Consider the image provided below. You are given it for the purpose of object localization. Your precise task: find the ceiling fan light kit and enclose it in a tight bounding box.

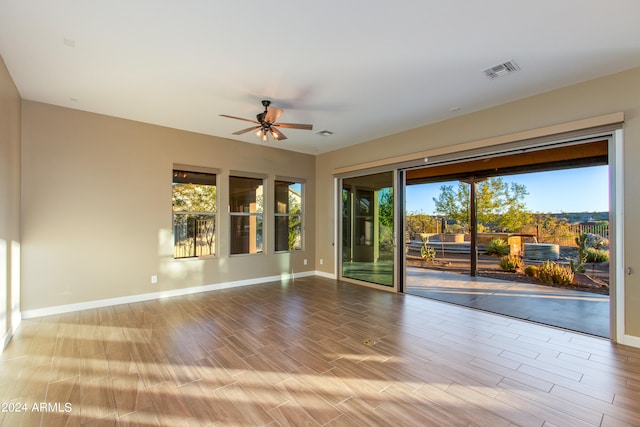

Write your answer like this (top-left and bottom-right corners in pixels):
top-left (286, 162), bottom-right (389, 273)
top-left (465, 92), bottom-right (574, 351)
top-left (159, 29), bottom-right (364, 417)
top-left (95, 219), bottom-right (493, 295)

top-left (220, 100), bottom-right (313, 142)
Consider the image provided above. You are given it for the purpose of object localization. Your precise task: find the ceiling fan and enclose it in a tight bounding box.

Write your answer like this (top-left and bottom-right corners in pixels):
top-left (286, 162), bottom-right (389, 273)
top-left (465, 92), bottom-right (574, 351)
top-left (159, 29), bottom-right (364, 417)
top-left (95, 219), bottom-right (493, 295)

top-left (220, 100), bottom-right (313, 142)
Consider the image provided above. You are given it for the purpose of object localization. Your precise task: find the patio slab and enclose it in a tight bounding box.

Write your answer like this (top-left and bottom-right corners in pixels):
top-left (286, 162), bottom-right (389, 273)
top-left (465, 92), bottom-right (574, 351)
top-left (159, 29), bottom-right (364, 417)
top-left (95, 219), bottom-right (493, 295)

top-left (405, 267), bottom-right (610, 338)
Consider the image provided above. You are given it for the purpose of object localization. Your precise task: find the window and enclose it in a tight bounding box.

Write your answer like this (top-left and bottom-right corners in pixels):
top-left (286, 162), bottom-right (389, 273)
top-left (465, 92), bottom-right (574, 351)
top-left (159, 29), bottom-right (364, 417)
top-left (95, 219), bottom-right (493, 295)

top-left (275, 180), bottom-right (303, 251)
top-left (229, 176), bottom-right (264, 255)
top-left (172, 169), bottom-right (217, 258)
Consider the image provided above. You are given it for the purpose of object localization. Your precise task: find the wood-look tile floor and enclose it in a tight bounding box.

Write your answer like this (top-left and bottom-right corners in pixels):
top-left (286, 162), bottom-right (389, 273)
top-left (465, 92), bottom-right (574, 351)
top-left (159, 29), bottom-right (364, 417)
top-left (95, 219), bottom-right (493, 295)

top-left (2, 276), bottom-right (640, 426)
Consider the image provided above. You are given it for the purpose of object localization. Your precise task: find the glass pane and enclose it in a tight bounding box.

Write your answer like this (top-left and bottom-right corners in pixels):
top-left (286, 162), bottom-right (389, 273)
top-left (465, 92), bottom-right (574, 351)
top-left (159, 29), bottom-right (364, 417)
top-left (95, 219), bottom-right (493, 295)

top-left (172, 183), bottom-right (217, 213)
top-left (275, 180), bottom-right (303, 252)
top-left (341, 187), bottom-right (352, 260)
top-left (275, 215), bottom-right (302, 251)
top-left (230, 176), bottom-right (263, 213)
top-left (230, 215), bottom-right (263, 254)
top-left (341, 172), bottom-right (394, 287)
top-left (172, 170), bottom-right (216, 258)
top-left (173, 213), bottom-right (216, 258)
top-left (274, 181), bottom-right (302, 214)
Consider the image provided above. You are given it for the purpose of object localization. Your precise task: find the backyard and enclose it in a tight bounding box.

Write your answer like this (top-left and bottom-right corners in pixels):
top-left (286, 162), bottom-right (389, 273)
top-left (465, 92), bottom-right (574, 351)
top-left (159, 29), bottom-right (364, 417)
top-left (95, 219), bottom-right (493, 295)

top-left (404, 168), bottom-right (610, 294)
top-left (406, 233), bottom-right (610, 295)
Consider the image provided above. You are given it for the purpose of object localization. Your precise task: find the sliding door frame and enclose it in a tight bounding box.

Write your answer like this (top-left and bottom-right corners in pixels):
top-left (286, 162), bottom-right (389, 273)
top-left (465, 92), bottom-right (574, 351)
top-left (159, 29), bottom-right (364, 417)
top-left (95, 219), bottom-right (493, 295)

top-left (336, 169), bottom-right (400, 292)
top-left (333, 127), bottom-right (625, 344)
top-left (399, 130), bottom-right (623, 342)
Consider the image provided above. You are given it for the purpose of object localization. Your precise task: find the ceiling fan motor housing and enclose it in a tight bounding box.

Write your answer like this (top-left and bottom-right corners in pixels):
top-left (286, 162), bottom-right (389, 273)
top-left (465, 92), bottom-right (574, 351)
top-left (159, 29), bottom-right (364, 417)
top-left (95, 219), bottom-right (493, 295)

top-left (257, 100), bottom-right (271, 123)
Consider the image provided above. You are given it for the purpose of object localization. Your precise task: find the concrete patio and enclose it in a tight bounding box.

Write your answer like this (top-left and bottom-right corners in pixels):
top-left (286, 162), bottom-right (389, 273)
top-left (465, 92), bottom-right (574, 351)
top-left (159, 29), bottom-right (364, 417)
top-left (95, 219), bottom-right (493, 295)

top-left (405, 267), bottom-right (610, 338)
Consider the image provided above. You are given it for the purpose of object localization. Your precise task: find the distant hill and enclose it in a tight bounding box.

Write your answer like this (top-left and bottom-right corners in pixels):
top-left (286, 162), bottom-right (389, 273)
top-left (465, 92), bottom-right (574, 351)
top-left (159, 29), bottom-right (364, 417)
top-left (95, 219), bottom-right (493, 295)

top-left (545, 212), bottom-right (609, 223)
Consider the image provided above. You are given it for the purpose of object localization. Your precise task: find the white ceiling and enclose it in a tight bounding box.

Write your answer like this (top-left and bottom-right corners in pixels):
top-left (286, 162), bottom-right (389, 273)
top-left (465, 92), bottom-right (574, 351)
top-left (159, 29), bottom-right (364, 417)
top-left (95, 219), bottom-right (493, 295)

top-left (1, 1), bottom-right (640, 155)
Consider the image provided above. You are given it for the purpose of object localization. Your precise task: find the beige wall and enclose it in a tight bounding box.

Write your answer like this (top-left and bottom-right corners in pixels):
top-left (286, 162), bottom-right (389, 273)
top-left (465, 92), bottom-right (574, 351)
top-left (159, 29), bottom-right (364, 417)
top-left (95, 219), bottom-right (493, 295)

top-left (0, 55), bottom-right (21, 348)
top-left (9, 58), bottom-right (640, 341)
top-left (316, 67), bottom-right (640, 338)
top-left (21, 101), bottom-right (316, 311)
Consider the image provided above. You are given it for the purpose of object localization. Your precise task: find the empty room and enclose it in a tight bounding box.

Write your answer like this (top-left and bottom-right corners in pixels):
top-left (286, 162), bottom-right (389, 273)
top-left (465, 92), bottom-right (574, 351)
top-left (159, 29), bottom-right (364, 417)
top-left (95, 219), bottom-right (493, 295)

top-left (2, 1), bottom-right (640, 426)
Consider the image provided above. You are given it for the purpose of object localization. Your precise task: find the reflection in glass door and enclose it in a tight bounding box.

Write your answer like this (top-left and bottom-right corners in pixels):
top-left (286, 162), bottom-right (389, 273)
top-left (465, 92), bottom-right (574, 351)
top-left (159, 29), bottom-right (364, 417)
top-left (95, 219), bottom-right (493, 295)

top-left (341, 171), bottom-right (395, 287)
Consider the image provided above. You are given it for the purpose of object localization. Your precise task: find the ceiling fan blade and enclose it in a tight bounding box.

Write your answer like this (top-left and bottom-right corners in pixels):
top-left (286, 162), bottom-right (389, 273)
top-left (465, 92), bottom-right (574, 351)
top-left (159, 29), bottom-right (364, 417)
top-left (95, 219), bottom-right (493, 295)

top-left (233, 125), bottom-right (260, 135)
top-left (264, 107), bottom-right (283, 124)
top-left (219, 114), bottom-right (259, 124)
top-left (270, 127), bottom-right (287, 141)
top-left (274, 122), bottom-right (313, 130)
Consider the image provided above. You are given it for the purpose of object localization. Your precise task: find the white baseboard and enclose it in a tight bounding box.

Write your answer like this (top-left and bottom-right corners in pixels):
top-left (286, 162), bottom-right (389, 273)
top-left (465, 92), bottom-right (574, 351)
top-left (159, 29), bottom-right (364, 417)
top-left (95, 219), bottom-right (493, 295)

top-left (618, 334), bottom-right (640, 349)
top-left (2, 330), bottom-right (12, 353)
top-left (1, 319), bottom-right (20, 354)
top-left (17, 270), bottom-right (640, 351)
top-left (314, 270), bottom-right (337, 280)
top-left (21, 271), bottom-right (318, 319)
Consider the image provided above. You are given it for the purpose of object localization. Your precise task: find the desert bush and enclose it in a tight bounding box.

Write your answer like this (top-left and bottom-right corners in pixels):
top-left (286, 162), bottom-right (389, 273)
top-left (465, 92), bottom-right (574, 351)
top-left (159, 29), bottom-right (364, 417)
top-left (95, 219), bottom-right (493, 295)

top-left (524, 265), bottom-right (539, 277)
top-left (585, 247), bottom-right (609, 263)
top-left (537, 260), bottom-right (574, 286)
top-left (445, 223), bottom-right (465, 234)
top-left (574, 232), bottom-right (609, 273)
top-left (499, 255), bottom-right (523, 271)
top-left (406, 213), bottom-right (441, 235)
top-left (583, 233), bottom-right (608, 249)
top-left (486, 238), bottom-right (510, 257)
top-left (530, 214), bottom-right (574, 245)
top-left (420, 242), bottom-right (436, 262)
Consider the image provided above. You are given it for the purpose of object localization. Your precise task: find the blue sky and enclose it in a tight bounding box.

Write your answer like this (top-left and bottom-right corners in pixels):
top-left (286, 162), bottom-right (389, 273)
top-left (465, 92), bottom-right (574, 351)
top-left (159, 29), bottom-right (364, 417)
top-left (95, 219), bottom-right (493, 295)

top-left (405, 165), bottom-right (609, 214)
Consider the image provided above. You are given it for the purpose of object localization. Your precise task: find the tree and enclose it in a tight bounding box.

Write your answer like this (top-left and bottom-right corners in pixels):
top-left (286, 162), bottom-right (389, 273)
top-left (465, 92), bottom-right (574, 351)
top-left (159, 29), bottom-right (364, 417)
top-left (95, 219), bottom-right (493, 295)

top-left (497, 181), bottom-right (531, 232)
top-left (287, 190), bottom-right (302, 250)
top-left (378, 188), bottom-right (393, 228)
top-left (172, 183), bottom-right (216, 212)
top-left (432, 177), bottom-right (530, 232)
top-left (406, 212), bottom-right (442, 236)
top-left (376, 188), bottom-right (395, 257)
top-left (432, 183), bottom-right (470, 227)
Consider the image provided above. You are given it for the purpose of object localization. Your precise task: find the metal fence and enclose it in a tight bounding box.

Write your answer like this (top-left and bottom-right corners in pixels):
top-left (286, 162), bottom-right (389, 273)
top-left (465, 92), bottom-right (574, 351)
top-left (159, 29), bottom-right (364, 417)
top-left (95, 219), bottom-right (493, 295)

top-left (406, 214), bottom-right (610, 248)
top-left (173, 212), bottom-right (216, 258)
top-left (571, 223), bottom-right (609, 239)
top-left (522, 223), bottom-right (609, 247)
top-left (562, 223), bottom-right (609, 247)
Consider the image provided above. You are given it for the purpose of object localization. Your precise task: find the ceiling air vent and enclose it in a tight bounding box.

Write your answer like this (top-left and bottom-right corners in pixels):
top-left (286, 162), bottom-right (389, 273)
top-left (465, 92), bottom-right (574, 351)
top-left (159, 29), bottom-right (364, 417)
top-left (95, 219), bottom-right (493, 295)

top-left (483, 60), bottom-right (520, 79)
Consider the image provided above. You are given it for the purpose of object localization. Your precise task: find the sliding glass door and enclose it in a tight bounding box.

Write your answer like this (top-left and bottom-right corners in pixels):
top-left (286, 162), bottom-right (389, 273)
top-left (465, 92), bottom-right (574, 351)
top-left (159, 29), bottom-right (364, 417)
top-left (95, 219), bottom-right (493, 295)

top-left (340, 171), bottom-right (395, 287)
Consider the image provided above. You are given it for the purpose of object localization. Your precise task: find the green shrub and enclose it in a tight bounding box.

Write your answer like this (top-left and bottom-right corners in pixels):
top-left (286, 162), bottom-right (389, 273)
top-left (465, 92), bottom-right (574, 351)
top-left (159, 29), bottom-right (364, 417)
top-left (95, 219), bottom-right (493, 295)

top-left (499, 255), bottom-right (523, 271)
top-left (574, 233), bottom-right (588, 273)
top-left (486, 238), bottom-right (510, 257)
top-left (585, 247), bottom-right (609, 263)
top-left (420, 243), bottom-right (436, 262)
top-left (524, 265), bottom-right (538, 277)
top-left (537, 260), bottom-right (574, 286)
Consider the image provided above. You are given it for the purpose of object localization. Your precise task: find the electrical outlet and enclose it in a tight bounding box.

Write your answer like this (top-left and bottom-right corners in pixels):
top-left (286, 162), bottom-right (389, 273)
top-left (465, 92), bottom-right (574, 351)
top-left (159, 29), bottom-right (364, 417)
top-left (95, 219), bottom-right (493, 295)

top-left (320, 259), bottom-right (323, 265)
top-left (151, 275), bottom-right (158, 284)
top-left (303, 259), bottom-right (308, 265)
